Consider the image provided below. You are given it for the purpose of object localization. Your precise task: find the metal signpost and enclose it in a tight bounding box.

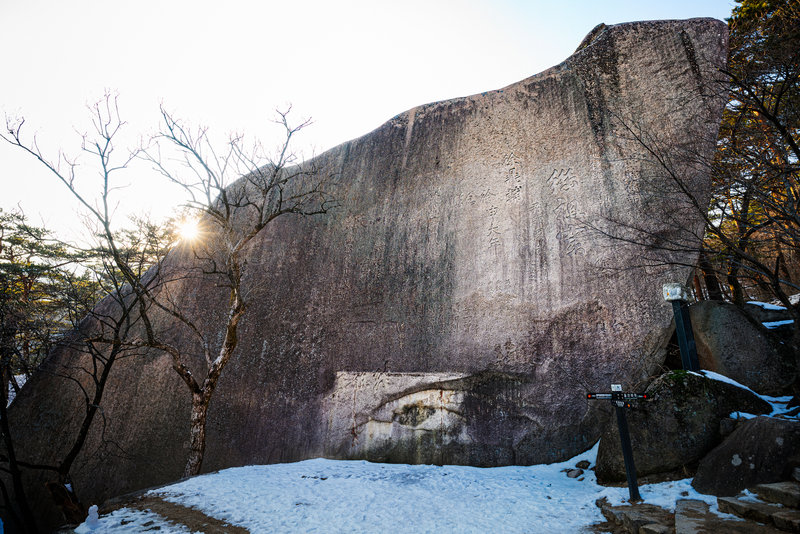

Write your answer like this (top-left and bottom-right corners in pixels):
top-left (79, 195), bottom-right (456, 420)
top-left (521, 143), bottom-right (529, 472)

top-left (587, 384), bottom-right (649, 502)
top-left (663, 283), bottom-right (700, 372)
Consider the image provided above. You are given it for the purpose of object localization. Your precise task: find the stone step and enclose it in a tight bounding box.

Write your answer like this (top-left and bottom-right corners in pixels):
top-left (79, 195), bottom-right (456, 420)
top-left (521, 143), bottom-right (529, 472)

top-left (773, 510), bottom-right (800, 533)
top-left (756, 481), bottom-right (800, 509)
top-left (718, 496), bottom-right (784, 524)
top-left (715, 495), bottom-right (800, 532)
top-left (639, 523), bottom-right (671, 534)
top-left (677, 499), bottom-right (783, 533)
top-left (596, 497), bottom-right (674, 533)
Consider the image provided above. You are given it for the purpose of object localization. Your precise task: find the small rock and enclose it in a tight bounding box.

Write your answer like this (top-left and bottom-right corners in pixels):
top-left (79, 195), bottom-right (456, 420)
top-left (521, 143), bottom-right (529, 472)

top-left (567, 469), bottom-right (583, 478)
top-left (575, 460), bottom-right (590, 469)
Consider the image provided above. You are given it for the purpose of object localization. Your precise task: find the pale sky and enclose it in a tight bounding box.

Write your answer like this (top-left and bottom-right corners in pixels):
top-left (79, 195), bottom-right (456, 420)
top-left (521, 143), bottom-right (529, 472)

top-left (1, 0), bottom-right (735, 242)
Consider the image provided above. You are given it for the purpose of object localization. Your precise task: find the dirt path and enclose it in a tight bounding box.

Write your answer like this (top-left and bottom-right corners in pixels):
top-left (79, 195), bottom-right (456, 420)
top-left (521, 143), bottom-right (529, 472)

top-left (107, 495), bottom-right (250, 533)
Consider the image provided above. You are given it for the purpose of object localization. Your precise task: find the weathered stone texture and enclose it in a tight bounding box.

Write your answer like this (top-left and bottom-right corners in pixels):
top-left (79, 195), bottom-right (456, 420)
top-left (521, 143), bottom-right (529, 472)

top-left (595, 371), bottom-right (771, 483)
top-left (693, 416), bottom-right (800, 496)
top-left (6, 18), bottom-right (727, 525)
top-left (690, 301), bottom-right (797, 395)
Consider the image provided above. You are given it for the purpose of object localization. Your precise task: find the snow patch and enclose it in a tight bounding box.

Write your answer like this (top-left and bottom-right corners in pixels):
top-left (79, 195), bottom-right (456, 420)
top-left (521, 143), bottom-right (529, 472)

top-left (694, 371), bottom-right (797, 419)
top-left (691, 370), bottom-right (758, 396)
top-left (762, 319), bottom-right (794, 329)
top-left (74, 508), bottom-right (192, 533)
top-left (75, 441), bottom-right (737, 533)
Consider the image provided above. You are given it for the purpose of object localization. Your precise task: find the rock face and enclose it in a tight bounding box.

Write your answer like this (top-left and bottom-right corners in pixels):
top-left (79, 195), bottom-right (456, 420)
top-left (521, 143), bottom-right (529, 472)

top-left (595, 371), bottom-right (771, 483)
top-left (689, 301), bottom-right (797, 395)
top-left (693, 416), bottom-right (800, 496)
top-left (6, 18), bottom-right (728, 528)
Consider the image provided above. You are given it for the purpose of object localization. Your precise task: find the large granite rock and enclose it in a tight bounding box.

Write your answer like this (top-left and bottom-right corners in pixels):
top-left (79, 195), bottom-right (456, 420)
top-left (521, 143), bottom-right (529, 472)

top-left (595, 370), bottom-right (771, 483)
top-left (5, 18), bottom-right (728, 529)
top-left (689, 301), bottom-right (797, 395)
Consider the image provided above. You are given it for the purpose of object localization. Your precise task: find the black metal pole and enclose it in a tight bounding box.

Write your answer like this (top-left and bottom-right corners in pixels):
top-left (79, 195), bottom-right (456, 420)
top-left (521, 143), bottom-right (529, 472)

top-left (671, 300), bottom-right (699, 372)
top-left (615, 404), bottom-right (641, 502)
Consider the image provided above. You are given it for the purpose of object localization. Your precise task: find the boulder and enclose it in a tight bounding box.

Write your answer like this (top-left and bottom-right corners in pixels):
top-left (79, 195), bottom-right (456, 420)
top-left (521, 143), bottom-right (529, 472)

top-left (693, 416), bottom-right (800, 496)
top-left (5, 18), bottom-right (728, 529)
top-left (596, 371), bottom-right (771, 483)
top-left (689, 300), bottom-right (797, 395)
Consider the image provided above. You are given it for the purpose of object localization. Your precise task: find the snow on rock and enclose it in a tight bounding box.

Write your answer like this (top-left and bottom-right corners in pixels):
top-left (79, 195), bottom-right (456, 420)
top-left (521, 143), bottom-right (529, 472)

top-left (697, 370), bottom-right (797, 419)
top-left (75, 443), bottom-right (723, 533)
top-left (747, 301), bottom-right (787, 311)
top-left (691, 370), bottom-right (759, 395)
top-left (762, 319), bottom-right (795, 329)
top-left (729, 411), bottom-right (758, 420)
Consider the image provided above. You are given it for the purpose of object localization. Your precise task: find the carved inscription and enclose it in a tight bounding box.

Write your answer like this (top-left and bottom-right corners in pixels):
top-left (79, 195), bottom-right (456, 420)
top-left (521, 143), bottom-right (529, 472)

top-left (556, 227), bottom-right (586, 256)
top-left (487, 204), bottom-right (501, 249)
top-left (502, 152), bottom-right (523, 203)
top-left (547, 167), bottom-right (579, 193)
top-left (553, 198), bottom-right (582, 221)
top-left (548, 168), bottom-right (587, 257)
top-left (525, 199), bottom-right (547, 286)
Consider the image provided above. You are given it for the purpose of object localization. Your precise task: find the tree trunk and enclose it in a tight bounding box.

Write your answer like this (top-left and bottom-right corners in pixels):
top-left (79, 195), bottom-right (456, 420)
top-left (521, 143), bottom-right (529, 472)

top-left (693, 274), bottom-right (704, 301)
top-left (699, 251), bottom-right (723, 300)
top-left (184, 391), bottom-right (209, 478)
top-left (0, 360), bottom-right (39, 533)
top-left (58, 344), bottom-right (118, 479)
top-left (727, 263), bottom-right (746, 306)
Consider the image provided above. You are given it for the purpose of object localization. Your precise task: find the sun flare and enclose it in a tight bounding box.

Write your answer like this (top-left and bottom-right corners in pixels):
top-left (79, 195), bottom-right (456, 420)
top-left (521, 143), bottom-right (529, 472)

top-left (177, 218), bottom-right (200, 242)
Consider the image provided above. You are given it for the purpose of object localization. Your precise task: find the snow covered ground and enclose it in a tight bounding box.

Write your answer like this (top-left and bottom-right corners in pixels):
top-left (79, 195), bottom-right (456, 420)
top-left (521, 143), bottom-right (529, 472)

top-left (73, 369), bottom-right (798, 534)
top-left (75, 443), bottom-right (723, 534)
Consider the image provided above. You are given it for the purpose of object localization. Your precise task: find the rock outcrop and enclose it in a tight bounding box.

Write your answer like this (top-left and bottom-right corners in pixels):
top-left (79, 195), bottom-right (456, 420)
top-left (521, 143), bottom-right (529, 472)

top-left (6, 18), bottom-right (728, 529)
top-left (693, 416), bottom-right (800, 496)
top-left (689, 301), bottom-right (797, 395)
top-left (595, 370), bottom-right (771, 483)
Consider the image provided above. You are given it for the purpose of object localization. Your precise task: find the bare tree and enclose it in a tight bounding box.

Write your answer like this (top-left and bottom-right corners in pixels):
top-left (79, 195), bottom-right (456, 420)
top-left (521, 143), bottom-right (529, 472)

top-left (595, 0), bottom-right (800, 331)
top-left (138, 106), bottom-right (335, 476)
top-left (2, 95), bottom-right (335, 530)
top-left (1, 97), bottom-right (174, 531)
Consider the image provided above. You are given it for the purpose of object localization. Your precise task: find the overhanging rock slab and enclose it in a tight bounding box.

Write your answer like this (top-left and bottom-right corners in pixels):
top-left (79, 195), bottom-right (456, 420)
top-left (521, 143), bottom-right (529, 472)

top-left (8, 18), bottom-right (729, 520)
